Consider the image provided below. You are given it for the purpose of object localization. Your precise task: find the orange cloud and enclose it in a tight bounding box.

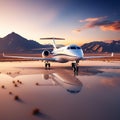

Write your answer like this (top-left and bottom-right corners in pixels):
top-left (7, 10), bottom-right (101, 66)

top-left (75, 16), bottom-right (120, 32)
top-left (100, 21), bottom-right (120, 31)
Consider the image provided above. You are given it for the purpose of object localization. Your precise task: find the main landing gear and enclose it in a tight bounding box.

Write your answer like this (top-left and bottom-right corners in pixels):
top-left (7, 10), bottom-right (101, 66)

top-left (71, 61), bottom-right (79, 76)
top-left (45, 61), bottom-right (51, 70)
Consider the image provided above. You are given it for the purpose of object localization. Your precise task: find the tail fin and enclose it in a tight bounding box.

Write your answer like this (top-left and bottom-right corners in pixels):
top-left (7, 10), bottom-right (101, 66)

top-left (52, 38), bottom-right (57, 49)
top-left (40, 37), bottom-right (65, 49)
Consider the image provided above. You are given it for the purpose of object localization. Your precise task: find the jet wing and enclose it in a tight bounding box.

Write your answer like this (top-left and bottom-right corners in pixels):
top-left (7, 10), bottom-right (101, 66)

top-left (82, 53), bottom-right (113, 60)
top-left (3, 53), bottom-right (56, 62)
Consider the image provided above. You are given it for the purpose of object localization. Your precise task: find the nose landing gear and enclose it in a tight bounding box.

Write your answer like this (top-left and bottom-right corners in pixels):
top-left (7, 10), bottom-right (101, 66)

top-left (71, 61), bottom-right (79, 76)
top-left (45, 61), bottom-right (51, 70)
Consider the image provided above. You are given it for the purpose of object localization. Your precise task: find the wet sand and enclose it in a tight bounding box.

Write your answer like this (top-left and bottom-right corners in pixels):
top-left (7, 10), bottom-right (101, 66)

top-left (0, 60), bottom-right (119, 76)
top-left (0, 61), bottom-right (120, 120)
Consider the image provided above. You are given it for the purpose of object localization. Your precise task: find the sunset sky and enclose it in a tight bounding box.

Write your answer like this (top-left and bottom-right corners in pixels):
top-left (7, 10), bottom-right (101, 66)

top-left (0, 0), bottom-right (120, 45)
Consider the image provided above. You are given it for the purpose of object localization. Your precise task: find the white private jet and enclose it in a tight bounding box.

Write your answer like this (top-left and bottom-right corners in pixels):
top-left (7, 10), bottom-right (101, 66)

top-left (3, 37), bottom-right (113, 70)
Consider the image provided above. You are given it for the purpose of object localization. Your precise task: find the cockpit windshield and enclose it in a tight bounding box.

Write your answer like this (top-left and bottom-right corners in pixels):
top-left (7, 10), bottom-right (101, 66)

top-left (67, 46), bottom-right (81, 50)
top-left (71, 47), bottom-right (76, 49)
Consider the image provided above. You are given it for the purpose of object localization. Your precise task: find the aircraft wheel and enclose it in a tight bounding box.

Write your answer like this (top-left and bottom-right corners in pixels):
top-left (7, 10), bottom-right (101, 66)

top-left (71, 63), bottom-right (76, 69)
top-left (47, 63), bottom-right (50, 70)
top-left (45, 63), bottom-right (47, 70)
top-left (45, 62), bottom-right (51, 70)
top-left (72, 62), bottom-right (79, 76)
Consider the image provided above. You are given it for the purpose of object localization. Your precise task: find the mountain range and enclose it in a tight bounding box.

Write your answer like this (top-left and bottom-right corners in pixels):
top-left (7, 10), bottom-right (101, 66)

top-left (0, 32), bottom-right (120, 53)
top-left (81, 40), bottom-right (120, 53)
top-left (0, 32), bottom-right (52, 53)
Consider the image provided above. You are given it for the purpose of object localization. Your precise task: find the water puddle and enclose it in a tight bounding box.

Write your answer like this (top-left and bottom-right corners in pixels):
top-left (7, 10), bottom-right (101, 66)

top-left (0, 70), bottom-right (120, 120)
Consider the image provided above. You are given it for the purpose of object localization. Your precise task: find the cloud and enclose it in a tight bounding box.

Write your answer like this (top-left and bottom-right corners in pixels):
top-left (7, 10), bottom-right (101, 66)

top-left (75, 16), bottom-right (120, 32)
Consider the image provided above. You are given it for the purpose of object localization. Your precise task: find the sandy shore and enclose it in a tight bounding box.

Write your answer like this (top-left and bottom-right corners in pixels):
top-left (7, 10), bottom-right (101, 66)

top-left (0, 60), bottom-right (120, 120)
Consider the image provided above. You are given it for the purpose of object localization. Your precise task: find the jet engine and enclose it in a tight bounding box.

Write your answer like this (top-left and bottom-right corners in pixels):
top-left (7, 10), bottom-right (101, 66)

top-left (42, 50), bottom-right (50, 58)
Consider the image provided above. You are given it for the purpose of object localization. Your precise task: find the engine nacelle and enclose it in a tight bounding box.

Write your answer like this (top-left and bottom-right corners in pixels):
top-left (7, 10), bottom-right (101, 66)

top-left (42, 50), bottom-right (50, 58)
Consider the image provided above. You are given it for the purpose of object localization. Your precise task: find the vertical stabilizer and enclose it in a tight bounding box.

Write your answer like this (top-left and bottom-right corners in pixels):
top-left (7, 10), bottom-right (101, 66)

top-left (52, 38), bottom-right (57, 49)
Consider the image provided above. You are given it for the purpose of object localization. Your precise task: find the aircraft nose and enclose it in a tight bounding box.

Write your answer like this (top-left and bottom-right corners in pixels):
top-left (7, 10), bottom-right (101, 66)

top-left (76, 54), bottom-right (82, 59)
top-left (74, 51), bottom-right (83, 59)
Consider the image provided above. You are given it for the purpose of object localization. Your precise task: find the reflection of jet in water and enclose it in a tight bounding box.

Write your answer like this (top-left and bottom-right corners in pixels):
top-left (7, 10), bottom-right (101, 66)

top-left (14, 72), bottom-right (82, 94)
top-left (42, 72), bottom-right (83, 94)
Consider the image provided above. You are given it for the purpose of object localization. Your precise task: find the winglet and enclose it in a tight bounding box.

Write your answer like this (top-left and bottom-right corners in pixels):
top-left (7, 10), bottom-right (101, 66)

top-left (111, 52), bottom-right (114, 57)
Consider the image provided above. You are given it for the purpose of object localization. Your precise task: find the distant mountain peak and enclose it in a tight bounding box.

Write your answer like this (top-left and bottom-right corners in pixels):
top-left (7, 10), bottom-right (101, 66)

top-left (0, 32), bottom-right (53, 53)
top-left (11, 32), bottom-right (16, 34)
top-left (4, 32), bottom-right (25, 39)
top-left (0, 32), bottom-right (41, 53)
top-left (6, 32), bottom-right (18, 36)
top-left (3, 32), bottom-right (27, 42)
top-left (10, 32), bottom-right (21, 36)
top-left (81, 40), bottom-right (120, 53)
top-left (104, 40), bottom-right (116, 43)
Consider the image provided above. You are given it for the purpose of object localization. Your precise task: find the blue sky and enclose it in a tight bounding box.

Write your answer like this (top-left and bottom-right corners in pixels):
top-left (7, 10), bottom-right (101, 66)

top-left (0, 0), bottom-right (120, 45)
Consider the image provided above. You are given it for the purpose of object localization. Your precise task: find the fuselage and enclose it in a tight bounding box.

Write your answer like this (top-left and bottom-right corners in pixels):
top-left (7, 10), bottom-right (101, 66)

top-left (52, 44), bottom-right (84, 63)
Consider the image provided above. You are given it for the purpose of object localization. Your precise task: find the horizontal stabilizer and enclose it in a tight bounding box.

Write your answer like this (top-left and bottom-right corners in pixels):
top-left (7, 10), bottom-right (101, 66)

top-left (40, 37), bottom-right (65, 49)
top-left (40, 37), bottom-right (65, 40)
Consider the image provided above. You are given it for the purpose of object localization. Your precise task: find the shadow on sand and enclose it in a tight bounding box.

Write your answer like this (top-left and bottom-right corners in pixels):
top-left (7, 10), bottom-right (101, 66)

top-left (14, 97), bottom-right (25, 104)
top-left (34, 112), bottom-right (52, 119)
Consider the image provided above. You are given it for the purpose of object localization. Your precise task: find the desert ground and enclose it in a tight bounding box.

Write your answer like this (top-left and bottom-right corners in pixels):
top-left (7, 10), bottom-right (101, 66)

top-left (0, 58), bottom-right (120, 120)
